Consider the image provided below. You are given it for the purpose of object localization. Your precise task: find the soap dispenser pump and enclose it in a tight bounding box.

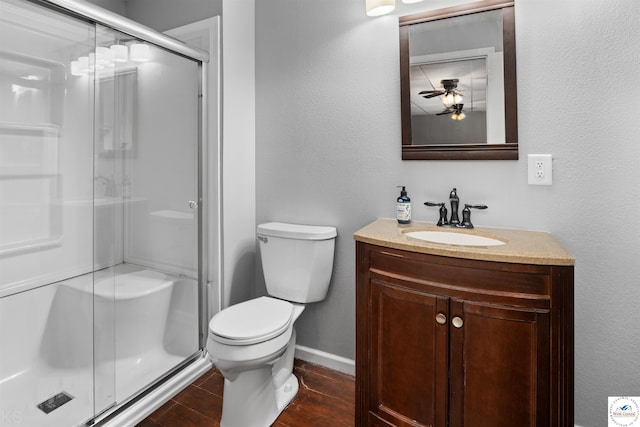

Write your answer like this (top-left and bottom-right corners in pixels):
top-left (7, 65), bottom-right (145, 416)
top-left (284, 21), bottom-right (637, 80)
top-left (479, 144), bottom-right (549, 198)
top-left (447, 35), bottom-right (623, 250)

top-left (396, 186), bottom-right (411, 224)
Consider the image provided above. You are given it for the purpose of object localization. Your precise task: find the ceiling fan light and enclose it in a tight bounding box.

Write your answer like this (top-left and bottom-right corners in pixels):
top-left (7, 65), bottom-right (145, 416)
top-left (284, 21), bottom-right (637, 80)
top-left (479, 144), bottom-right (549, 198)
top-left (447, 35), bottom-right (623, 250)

top-left (453, 93), bottom-right (463, 104)
top-left (444, 93), bottom-right (454, 105)
top-left (366, 0), bottom-right (395, 16)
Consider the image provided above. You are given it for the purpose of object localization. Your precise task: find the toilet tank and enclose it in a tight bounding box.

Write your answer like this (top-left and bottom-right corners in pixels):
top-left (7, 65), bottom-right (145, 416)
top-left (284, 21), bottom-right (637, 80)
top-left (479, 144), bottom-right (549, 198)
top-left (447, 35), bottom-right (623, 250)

top-left (257, 222), bottom-right (337, 303)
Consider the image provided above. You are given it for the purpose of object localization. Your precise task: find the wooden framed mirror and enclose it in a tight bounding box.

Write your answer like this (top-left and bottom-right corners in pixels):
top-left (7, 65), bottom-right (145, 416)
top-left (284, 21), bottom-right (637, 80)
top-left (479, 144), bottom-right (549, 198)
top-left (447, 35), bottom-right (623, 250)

top-left (400, 0), bottom-right (518, 160)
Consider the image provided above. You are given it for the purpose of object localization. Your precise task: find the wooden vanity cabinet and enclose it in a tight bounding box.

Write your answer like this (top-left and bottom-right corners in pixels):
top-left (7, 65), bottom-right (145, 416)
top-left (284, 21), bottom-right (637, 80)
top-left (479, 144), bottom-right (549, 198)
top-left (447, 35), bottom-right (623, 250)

top-left (355, 242), bottom-right (574, 427)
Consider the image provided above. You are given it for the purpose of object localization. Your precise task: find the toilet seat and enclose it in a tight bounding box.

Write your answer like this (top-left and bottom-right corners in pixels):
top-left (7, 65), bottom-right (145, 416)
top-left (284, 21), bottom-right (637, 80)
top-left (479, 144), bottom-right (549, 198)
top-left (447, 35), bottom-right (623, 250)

top-left (209, 296), bottom-right (294, 346)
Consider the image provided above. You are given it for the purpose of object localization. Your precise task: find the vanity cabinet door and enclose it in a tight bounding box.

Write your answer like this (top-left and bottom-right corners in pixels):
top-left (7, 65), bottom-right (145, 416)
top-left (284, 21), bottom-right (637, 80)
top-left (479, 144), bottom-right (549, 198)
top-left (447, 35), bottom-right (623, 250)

top-left (368, 278), bottom-right (449, 427)
top-left (448, 299), bottom-right (550, 427)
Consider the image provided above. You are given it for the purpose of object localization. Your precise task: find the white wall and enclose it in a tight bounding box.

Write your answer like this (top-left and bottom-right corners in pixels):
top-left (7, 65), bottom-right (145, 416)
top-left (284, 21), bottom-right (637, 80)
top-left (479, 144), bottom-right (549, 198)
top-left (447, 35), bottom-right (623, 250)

top-left (254, 1), bottom-right (640, 426)
top-left (219, 0), bottom-right (256, 307)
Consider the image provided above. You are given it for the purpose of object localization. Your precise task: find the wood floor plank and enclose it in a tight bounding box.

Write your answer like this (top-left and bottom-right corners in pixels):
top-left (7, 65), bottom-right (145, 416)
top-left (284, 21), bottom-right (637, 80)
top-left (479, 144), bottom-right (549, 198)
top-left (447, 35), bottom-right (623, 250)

top-left (136, 360), bottom-right (354, 427)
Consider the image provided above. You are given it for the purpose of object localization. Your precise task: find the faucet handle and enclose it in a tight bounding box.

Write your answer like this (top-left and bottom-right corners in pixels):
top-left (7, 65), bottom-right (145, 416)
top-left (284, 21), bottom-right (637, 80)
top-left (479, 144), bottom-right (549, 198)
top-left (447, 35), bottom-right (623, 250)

top-left (465, 204), bottom-right (487, 210)
top-left (459, 204), bottom-right (488, 229)
top-left (424, 201), bottom-right (449, 226)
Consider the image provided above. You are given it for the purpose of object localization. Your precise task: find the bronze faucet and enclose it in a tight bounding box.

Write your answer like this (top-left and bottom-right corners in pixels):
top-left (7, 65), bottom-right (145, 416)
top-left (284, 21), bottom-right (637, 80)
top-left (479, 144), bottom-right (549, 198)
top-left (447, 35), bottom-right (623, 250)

top-left (425, 188), bottom-right (487, 229)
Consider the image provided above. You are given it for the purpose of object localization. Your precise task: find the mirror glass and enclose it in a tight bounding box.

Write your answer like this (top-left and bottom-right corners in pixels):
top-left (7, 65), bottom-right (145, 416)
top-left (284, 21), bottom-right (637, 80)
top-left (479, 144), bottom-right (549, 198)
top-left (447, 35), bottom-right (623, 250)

top-left (400, 1), bottom-right (518, 160)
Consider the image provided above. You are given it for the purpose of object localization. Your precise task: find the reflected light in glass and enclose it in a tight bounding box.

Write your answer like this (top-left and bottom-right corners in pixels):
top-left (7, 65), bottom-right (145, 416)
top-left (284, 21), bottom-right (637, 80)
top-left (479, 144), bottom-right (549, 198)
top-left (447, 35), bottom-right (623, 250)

top-left (110, 44), bottom-right (128, 62)
top-left (20, 74), bottom-right (44, 81)
top-left (78, 56), bottom-right (90, 73)
top-left (70, 60), bottom-right (83, 76)
top-left (129, 43), bottom-right (151, 62)
top-left (366, 0), bottom-right (395, 16)
top-left (96, 46), bottom-right (113, 66)
top-left (11, 84), bottom-right (38, 96)
top-left (88, 52), bottom-right (99, 72)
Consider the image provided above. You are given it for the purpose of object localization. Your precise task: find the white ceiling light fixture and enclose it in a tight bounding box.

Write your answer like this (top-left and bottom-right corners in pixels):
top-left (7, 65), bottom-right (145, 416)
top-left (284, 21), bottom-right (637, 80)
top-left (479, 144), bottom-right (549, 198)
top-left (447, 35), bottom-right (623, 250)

top-left (366, 0), bottom-right (395, 16)
top-left (77, 56), bottom-right (90, 74)
top-left (110, 44), bottom-right (128, 62)
top-left (95, 46), bottom-right (114, 67)
top-left (70, 60), bottom-right (83, 76)
top-left (129, 43), bottom-right (151, 62)
top-left (402, 0), bottom-right (424, 3)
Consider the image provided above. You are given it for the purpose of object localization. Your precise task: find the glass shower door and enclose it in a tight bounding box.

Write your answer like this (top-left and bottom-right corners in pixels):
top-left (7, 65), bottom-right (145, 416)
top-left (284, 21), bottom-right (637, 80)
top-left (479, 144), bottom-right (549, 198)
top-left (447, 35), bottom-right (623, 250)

top-left (0, 0), bottom-right (101, 425)
top-left (91, 25), bottom-right (201, 407)
top-left (1, 0), bottom-right (203, 425)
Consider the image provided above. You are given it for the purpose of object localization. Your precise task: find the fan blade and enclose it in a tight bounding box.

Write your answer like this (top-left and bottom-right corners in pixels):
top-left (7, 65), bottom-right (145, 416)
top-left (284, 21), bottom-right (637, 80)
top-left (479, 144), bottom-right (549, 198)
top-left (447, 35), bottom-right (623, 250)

top-left (419, 90), bottom-right (444, 98)
top-left (436, 109), bottom-right (453, 115)
top-left (421, 92), bottom-right (444, 99)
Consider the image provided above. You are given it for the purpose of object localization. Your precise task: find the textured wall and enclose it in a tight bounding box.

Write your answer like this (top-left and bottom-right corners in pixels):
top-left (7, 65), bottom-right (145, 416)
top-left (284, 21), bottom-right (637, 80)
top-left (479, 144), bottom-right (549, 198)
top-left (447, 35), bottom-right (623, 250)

top-left (255, 0), bottom-right (640, 425)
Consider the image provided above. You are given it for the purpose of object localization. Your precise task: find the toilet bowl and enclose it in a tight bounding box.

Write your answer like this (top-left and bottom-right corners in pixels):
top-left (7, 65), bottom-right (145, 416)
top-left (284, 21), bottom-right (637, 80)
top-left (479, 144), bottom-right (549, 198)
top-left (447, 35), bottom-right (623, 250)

top-left (207, 297), bottom-right (305, 427)
top-left (206, 222), bottom-right (337, 427)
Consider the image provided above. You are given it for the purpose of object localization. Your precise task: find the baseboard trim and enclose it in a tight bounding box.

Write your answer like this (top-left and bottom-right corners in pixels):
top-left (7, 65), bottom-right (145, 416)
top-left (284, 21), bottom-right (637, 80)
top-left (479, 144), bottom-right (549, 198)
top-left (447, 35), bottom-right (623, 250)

top-left (294, 345), bottom-right (355, 376)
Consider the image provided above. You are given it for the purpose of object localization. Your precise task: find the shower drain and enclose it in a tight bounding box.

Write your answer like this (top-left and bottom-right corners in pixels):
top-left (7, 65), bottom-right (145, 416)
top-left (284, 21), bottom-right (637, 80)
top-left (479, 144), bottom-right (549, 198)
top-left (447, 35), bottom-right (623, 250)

top-left (37, 391), bottom-right (74, 414)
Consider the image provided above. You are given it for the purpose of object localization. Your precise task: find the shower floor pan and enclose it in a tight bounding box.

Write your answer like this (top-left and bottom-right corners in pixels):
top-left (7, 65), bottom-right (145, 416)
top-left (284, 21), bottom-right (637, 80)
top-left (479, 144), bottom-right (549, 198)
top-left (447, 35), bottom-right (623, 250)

top-left (0, 348), bottom-right (185, 427)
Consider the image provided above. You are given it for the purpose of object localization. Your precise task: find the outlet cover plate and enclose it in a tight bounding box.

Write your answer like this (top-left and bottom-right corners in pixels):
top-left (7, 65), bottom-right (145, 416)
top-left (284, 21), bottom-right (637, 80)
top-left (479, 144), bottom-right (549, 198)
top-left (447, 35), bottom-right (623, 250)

top-left (528, 154), bottom-right (553, 185)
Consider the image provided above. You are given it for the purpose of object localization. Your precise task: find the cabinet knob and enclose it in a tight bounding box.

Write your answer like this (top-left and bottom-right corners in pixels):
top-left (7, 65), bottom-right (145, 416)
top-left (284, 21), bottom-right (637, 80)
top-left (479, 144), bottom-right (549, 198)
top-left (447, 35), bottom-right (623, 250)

top-left (435, 313), bottom-right (447, 325)
top-left (452, 316), bottom-right (464, 328)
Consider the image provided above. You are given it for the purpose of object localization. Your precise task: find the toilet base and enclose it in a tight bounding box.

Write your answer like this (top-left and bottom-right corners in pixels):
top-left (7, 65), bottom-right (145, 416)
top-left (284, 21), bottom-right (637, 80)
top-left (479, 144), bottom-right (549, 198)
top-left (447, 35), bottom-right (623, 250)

top-left (276, 373), bottom-right (299, 413)
top-left (220, 369), bottom-right (299, 427)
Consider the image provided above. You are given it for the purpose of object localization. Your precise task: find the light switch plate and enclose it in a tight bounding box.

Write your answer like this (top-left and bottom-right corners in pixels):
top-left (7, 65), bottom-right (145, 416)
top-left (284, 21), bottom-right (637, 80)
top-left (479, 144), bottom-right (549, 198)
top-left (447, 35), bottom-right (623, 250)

top-left (528, 154), bottom-right (553, 185)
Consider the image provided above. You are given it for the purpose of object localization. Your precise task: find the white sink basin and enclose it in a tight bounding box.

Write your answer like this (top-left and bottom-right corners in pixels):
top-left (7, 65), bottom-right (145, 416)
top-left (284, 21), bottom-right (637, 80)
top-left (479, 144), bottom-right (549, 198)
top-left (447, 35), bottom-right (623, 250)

top-left (404, 230), bottom-right (506, 247)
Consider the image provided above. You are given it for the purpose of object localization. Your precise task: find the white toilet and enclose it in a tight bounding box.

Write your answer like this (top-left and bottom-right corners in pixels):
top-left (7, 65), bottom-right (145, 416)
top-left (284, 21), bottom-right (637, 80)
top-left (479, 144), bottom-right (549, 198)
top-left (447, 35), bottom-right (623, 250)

top-left (206, 222), bottom-right (337, 427)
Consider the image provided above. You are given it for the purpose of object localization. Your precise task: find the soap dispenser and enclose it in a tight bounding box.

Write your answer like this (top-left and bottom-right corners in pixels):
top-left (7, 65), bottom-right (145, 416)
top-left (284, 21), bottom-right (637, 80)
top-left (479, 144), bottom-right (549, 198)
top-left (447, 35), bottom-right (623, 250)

top-left (396, 186), bottom-right (411, 224)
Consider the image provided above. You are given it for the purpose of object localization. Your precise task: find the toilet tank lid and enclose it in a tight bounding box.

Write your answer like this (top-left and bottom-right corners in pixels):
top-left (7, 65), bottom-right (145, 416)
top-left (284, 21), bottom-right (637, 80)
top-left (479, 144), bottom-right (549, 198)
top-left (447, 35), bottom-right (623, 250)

top-left (258, 222), bottom-right (337, 240)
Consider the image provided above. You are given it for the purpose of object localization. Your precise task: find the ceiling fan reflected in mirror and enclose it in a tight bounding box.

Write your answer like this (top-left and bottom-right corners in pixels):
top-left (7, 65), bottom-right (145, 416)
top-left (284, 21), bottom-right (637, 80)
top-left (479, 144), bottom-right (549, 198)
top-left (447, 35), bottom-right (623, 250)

top-left (419, 78), bottom-right (463, 105)
top-left (437, 103), bottom-right (466, 121)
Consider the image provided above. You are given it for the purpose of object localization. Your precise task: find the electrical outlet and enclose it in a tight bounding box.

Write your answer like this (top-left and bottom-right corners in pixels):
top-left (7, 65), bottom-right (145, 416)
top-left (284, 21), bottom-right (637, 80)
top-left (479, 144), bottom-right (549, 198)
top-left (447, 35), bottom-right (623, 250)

top-left (528, 154), bottom-right (553, 185)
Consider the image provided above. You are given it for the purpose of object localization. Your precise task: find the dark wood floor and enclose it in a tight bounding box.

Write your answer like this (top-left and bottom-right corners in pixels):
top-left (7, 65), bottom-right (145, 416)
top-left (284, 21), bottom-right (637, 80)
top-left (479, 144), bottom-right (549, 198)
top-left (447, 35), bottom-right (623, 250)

top-left (136, 359), bottom-right (355, 427)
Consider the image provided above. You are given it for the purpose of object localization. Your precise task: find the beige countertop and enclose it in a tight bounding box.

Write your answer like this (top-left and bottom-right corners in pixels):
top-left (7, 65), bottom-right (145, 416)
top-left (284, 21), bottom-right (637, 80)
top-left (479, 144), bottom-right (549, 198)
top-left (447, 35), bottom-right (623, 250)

top-left (353, 218), bottom-right (574, 266)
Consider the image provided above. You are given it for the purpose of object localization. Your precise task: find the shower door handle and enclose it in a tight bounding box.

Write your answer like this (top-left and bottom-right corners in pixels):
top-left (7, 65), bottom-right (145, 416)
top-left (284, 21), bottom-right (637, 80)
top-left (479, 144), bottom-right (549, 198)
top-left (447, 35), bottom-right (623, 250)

top-left (188, 200), bottom-right (198, 209)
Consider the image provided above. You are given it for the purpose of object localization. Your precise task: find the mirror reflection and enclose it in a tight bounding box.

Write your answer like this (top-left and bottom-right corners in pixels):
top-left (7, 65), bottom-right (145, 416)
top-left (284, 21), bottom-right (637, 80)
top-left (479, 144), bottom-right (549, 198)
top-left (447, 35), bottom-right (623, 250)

top-left (400, 1), bottom-right (518, 160)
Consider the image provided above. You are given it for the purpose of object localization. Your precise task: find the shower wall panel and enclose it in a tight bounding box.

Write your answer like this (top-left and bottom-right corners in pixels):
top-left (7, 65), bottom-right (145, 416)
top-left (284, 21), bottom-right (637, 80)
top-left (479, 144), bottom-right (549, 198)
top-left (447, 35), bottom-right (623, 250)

top-left (0, 0), bottom-right (96, 297)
